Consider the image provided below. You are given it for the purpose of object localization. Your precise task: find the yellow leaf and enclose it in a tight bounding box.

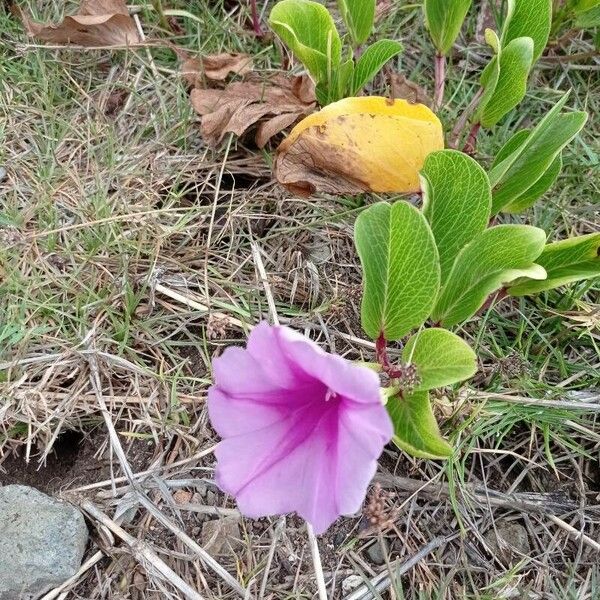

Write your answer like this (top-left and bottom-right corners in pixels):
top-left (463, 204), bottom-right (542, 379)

top-left (274, 96), bottom-right (444, 197)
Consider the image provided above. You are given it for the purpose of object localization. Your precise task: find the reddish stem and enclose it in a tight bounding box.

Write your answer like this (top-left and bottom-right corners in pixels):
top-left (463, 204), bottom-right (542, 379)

top-left (433, 53), bottom-right (446, 112)
top-left (462, 122), bottom-right (481, 155)
top-left (375, 333), bottom-right (390, 370)
top-left (250, 0), bottom-right (263, 36)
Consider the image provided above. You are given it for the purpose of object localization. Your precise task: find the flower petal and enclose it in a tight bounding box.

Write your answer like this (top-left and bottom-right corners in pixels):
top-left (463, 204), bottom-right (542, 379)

top-left (246, 321), bottom-right (311, 388)
top-left (214, 403), bottom-right (341, 533)
top-left (334, 404), bottom-right (393, 515)
top-left (214, 396), bottom-right (392, 533)
top-left (207, 387), bottom-right (284, 438)
top-left (278, 328), bottom-right (381, 404)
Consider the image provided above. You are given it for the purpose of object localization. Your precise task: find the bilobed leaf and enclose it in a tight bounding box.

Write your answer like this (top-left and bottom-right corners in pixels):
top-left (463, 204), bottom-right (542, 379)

top-left (508, 233), bottom-right (600, 296)
top-left (432, 225), bottom-right (547, 326)
top-left (269, 0), bottom-right (342, 85)
top-left (421, 150), bottom-right (492, 284)
top-left (355, 201), bottom-right (440, 341)
top-left (490, 96), bottom-right (588, 213)
top-left (503, 154), bottom-right (562, 213)
top-left (387, 390), bottom-right (452, 459)
top-left (424, 0), bottom-right (473, 55)
top-left (351, 39), bottom-right (404, 95)
top-left (479, 36), bottom-right (534, 128)
top-left (337, 0), bottom-right (375, 45)
top-left (501, 0), bottom-right (552, 62)
top-left (403, 329), bottom-right (477, 391)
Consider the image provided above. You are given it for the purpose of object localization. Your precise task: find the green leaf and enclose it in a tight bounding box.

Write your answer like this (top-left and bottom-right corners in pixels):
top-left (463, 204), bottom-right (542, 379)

top-left (421, 150), bottom-right (492, 284)
top-left (432, 225), bottom-right (547, 326)
top-left (490, 128), bottom-right (563, 213)
top-left (403, 328), bottom-right (477, 391)
top-left (337, 0), bottom-right (375, 46)
top-left (501, 0), bottom-right (552, 62)
top-left (355, 201), bottom-right (440, 341)
top-left (575, 5), bottom-right (600, 27)
top-left (503, 153), bottom-right (562, 213)
top-left (351, 39), bottom-right (404, 95)
top-left (387, 390), bottom-right (452, 459)
top-left (479, 36), bottom-right (534, 128)
top-left (330, 55), bottom-right (355, 103)
top-left (508, 233), bottom-right (600, 296)
top-left (489, 96), bottom-right (588, 213)
top-left (269, 0), bottom-right (342, 84)
top-left (424, 0), bottom-right (473, 55)
top-left (475, 30), bottom-right (502, 122)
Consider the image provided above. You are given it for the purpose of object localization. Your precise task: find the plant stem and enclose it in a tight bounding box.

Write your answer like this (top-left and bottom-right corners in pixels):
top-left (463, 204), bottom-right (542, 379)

top-left (433, 53), bottom-right (446, 111)
top-left (151, 0), bottom-right (170, 31)
top-left (250, 0), bottom-right (263, 36)
top-left (462, 122), bottom-right (481, 155)
top-left (306, 522), bottom-right (328, 600)
top-left (375, 333), bottom-right (390, 370)
top-left (449, 88), bottom-right (484, 149)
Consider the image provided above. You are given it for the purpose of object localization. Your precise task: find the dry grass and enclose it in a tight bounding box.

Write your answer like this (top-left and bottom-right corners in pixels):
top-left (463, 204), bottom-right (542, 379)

top-left (1, 1), bottom-right (599, 598)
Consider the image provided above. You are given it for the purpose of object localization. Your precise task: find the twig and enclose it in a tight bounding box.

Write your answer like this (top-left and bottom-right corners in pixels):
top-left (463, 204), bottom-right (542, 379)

top-left (259, 517), bottom-right (286, 600)
top-left (374, 472), bottom-right (594, 516)
top-left (547, 515), bottom-right (600, 552)
top-left (251, 241), bottom-right (279, 326)
top-left (81, 500), bottom-right (205, 600)
top-left (344, 536), bottom-right (452, 600)
top-left (433, 53), bottom-right (445, 111)
top-left (307, 522), bottom-right (329, 600)
top-left (136, 493), bottom-right (247, 597)
top-left (464, 390), bottom-right (600, 412)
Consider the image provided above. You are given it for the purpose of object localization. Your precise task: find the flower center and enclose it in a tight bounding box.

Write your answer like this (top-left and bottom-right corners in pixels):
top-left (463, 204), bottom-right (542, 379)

top-left (324, 388), bottom-right (338, 402)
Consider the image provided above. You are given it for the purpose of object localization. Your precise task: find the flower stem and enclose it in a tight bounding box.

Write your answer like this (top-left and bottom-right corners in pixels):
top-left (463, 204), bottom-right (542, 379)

top-left (250, 0), bottom-right (263, 36)
top-left (433, 53), bottom-right (445, 111)
top-left (306, 522), bottom-right (328, 600)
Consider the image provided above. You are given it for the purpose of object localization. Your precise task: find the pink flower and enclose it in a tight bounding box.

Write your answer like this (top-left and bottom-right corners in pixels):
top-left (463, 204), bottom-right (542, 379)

top-left (208, 322), bottom-right (393, 534)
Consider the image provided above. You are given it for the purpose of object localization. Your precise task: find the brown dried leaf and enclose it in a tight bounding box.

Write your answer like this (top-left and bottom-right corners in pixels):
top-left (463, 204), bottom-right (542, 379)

top-left (389, 74), bottom-right (433, 109)
top-left (274, 97), bottom-right (444, 197)
top-left (181, 53), bottom-right (254, 86)
top-left (190, 74), bottom-right (316, 147)
top-left (15, 0), bottom-right (140, 47)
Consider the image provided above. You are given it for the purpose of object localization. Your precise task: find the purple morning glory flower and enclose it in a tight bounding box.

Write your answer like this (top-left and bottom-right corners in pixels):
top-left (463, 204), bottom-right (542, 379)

top-left (208, 322), bottom-right (393, 534)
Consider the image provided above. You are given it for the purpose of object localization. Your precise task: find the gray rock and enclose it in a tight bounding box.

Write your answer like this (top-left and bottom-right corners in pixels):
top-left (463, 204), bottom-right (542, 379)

top-left (0, 485), bottom-right (88, 599)
top-left (484, 521), bottom-right (530, 561)
top-left (365, 539), bottom-right (388, 565)
top-left (200, 516), bottom-right (241, 557)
